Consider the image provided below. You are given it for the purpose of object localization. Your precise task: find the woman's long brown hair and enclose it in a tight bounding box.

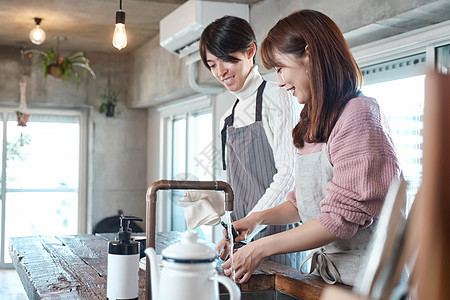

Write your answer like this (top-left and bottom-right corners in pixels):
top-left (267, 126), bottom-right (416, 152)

top-left (261, 9), bottom-right (363, 148)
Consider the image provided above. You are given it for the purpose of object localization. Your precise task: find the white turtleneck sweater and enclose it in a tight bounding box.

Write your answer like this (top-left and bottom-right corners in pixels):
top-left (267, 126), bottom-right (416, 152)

top-left (220, 66), bottom-right (301, 215)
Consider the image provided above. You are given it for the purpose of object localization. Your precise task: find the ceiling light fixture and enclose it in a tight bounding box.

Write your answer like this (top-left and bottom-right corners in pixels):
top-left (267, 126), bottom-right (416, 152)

top-left (29, 17), bottom-right (46, 45)
top-left (113, 0), bottom-right (127, 50)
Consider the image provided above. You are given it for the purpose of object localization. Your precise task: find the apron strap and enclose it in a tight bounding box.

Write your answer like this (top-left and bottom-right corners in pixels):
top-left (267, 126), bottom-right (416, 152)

top-left (255, 80), bottom-right (266, 121)
top-left (221, 80), bottom-right (267, 170)
top-left (221, 99), bottom-right (240, 170)
top-left (300, 248), bottom-right (341, 285)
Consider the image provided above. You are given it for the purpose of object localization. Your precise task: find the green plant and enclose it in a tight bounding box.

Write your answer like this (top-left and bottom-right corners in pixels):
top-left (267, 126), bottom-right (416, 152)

top-left (7, 133), bottom-right (31, 161)
top-left (98, 88), bottom-right (119, 117)
top-left (25, 47), bottom-right (96, 85)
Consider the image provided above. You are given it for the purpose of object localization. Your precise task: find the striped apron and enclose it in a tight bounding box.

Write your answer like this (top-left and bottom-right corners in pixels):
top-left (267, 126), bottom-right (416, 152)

top-left (295, 143), bottom-right (376, 286)
top-left (221, 81), bottom-right (302, 268)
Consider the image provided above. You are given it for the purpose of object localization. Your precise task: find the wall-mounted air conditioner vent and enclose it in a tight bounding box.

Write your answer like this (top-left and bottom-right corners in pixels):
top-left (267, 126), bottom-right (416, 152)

top-left (160, 0), bottom-right (249, 58)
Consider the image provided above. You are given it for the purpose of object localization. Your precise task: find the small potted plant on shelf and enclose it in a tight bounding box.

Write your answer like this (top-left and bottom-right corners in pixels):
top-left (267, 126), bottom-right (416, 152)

top-left (98, 88), bottom-right (119, 117)
top-left (25, 47), bottom-right (96, 86)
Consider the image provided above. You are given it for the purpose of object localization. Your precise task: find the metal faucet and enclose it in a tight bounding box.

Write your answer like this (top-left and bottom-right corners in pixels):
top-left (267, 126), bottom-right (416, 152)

top-left (145, 179), bottom-right (234, 300)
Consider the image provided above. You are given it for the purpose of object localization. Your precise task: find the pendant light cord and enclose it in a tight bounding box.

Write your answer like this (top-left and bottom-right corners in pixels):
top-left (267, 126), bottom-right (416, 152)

top-left (119, 0), bottom-right (122, 10)
top-left (20, 46), bottom-right (26, 78)
top-left (56, 35), bottom-right (60, 55)
top-left (108, 52), bottom-right (111, 89)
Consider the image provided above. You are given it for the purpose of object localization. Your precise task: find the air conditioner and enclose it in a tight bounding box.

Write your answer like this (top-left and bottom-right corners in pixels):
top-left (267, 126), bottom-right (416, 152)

top-left (160, 0), bottom-right (249, 58)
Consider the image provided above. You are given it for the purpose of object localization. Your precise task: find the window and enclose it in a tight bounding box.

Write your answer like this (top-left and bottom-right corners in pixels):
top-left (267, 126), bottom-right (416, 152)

top-left (354, 21), bottom-right (450, 212)
top-left (361, 73), bottom-right (425, 212)
top-left (436, 44), bottom-right (450, 74)
top-left (0, 109), bottom-right (87, 268)
top-left (159, 96), bottom-right (215, 242)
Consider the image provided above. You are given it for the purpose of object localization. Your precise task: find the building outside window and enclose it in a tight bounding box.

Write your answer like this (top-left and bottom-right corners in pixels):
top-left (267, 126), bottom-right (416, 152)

top-left (360, 53), bottom-right (426, 212)
top-left (354, 21), bottom-right (450, 212)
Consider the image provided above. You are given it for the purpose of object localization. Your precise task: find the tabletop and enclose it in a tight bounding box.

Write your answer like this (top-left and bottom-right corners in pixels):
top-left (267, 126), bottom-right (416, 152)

top-left (8, 232), bottom-right (182, 300)
top-left (9, 232), bottom-right (339, 300)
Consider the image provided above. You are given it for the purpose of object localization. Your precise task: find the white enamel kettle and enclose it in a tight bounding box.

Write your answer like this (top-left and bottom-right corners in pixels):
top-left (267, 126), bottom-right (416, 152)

top-left (145, 230), bottom-right (240, 300)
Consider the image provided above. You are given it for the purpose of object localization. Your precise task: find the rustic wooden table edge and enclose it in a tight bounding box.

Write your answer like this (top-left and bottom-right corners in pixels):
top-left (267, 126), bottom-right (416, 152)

top-left (9, 232), bottom-right (350, 300)
top-left (9, 234), bottom-right (114, 299)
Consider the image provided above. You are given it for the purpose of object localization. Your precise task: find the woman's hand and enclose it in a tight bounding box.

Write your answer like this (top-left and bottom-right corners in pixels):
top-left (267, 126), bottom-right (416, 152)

top-left (216, 202), bottom-right (300, 262)
top-left (216, 213), bottom-right (262, 260)
top-left (221, 241), bottom-right (266, 284)
top-left (231, 214), bottom-right (260, 243)
top-left (216, 230), bottom-right (231, 260)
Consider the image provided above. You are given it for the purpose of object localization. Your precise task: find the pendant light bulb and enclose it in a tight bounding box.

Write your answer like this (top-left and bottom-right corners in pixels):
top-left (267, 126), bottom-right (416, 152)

top-left (113, 9), bottom-right (127, 50)
top-left (29, 17), bottom-right (46, 45)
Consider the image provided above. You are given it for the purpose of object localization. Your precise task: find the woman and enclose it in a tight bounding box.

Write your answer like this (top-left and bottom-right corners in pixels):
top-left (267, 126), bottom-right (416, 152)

top-left (199, 16), bottom-right (302, 267)
top-left (221, 9), bottom-right (401, 286)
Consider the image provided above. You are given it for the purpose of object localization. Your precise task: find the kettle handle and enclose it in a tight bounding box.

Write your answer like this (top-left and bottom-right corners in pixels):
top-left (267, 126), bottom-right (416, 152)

top-left (144, 247), bottom-right (160, 300)
top-left (211, 275), bottom-right (241, 300)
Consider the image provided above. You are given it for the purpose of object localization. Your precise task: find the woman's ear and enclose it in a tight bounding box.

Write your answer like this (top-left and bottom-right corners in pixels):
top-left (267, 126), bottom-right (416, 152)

top-left (303, 45), bottom-right (311, 69)
top-left (247, 43), bottom-right (257, 60)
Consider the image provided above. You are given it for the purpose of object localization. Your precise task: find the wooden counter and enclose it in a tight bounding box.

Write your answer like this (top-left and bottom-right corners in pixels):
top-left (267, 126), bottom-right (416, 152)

top-left (9, 232), bottom-right (349, 299)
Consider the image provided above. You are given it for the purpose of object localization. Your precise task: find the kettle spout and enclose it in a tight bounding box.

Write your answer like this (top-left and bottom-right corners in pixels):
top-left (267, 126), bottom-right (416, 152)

top-left (145, 247), bottom-right (160, 300)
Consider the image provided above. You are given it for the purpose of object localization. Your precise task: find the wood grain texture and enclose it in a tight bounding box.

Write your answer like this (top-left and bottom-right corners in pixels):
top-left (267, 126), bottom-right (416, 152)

top-left (9, 235), bottom-right (109, 299)
top-left (261, 260), bottom-right (350, 300)
top-left (9, 233), bottom-right (183, 299)
top-left (418, 72), bottom-right (450, 299)
top-left (10, 232), bottom-right (349, 299)
top-left (220, 259), bottom-right (351, 299)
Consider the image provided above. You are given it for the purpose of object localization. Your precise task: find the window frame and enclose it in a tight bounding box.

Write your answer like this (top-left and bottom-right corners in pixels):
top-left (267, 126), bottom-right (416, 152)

top-left (352, 20), bottom-right (450, 70)
top-left (0, 106), bottom-right (89, 268)
top-left (157, 95), bottom-right (214, 234)
top-left (352, 20), bottom-right (450, 211)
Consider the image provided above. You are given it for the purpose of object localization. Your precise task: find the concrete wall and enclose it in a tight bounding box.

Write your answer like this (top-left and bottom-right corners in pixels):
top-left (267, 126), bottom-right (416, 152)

top-left (89, 53), bottom-right (148, 232)
top-left (129, 33), bottom-right (219, 107)
top-left (83, 52), bottom-right (148, 232)
top-left (129, 35), bottom-right (194, 107)
top-left (251, 0), bottom-right (450, 51)
top-left (0, 46), bottom-right (148, 233)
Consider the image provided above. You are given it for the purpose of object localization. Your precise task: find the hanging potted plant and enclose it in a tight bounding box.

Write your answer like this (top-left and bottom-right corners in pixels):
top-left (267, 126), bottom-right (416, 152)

top-left (98, 88), bottom-right (119, 117)
top-left (25, 47), bottom-right (96, 86)
top-left (16, 111), bottom-right (30, 127)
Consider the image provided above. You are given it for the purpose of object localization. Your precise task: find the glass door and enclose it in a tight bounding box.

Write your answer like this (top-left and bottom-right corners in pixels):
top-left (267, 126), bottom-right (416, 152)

top-left (0, 111), bottom-right (82, 268)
